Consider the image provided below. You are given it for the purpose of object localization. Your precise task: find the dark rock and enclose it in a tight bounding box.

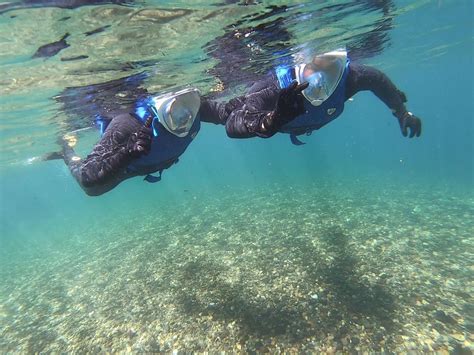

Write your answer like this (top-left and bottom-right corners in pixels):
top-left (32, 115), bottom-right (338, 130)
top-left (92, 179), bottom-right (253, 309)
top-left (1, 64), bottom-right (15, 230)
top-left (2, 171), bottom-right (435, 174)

top-left (454, 290), bottom-right (471, 300)
top-left (433, 321), bottom-right (446, 332)
top-left (254, 340), bottom-right (264, 350)
top-left (464, 321), bottom-right (474, 332)
top-left (434, 310), bottom-right (458, 325)
top-left (374, 332), bottom-right (384, 343)
top-left (441, 299), bottom-right (456, 307)
top-left (336, 324), bottom-right (349, 338)
top-left (463, 303), bottom-right (474, 314)
top-left (148, 339), bottom-right (160, 352)
top-left (451, 342), bottom-right (472, 355)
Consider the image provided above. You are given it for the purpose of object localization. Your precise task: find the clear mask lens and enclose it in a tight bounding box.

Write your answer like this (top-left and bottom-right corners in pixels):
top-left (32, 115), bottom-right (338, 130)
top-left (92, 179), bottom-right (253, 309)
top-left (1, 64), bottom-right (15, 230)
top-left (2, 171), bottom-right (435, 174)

top-left (305, 72), bottom-right (329, 98)
top-left (151, 88), bottom-right (200, 137)
top-left (297, 49), bottom-right (347, 106)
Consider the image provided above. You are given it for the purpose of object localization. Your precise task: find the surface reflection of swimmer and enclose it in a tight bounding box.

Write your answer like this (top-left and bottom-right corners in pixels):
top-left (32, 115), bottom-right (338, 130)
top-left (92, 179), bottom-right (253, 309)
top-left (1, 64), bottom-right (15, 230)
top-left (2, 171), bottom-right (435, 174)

top-left (220, 49), bottom-right (422, 143)
top-left (49, 73), bottom-right (300, 196)
top-left (0, 0), bottom-right (133, 15)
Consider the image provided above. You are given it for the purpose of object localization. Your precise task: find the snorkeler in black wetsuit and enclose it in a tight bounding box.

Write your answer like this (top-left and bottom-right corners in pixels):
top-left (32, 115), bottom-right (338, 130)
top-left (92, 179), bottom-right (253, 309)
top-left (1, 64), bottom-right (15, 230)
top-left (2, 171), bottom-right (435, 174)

top-left (200, 2), bottom-right (421, 141)
top-left (52, 84), bottom-right (232, 196)
top-left (220, 49), bottom-right (422, 143)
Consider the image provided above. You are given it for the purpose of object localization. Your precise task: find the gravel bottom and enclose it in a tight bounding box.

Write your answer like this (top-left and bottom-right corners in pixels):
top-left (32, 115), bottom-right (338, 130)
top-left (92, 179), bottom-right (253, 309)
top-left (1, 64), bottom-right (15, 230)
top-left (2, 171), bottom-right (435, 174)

top-left (1, 180), bottom-right (473, 353)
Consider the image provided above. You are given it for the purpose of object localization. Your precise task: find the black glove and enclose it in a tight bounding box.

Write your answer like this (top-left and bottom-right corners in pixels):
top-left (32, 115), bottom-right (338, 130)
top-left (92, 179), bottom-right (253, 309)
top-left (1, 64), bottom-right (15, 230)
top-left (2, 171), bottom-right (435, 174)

top-left (397, 112), bottom-right (422, 138)
top-left (261, 80), bottom-right (309, 132)
top-left (127, 125), bottom-right (152, 158)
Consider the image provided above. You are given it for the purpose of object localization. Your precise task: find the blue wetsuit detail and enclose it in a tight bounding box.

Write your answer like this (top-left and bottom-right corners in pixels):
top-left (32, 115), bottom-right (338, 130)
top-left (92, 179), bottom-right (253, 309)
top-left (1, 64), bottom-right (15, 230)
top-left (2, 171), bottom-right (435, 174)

top-left (275, 65), bottom-right (295, 90)
top-left (134, 98), bottom-right (160, 137)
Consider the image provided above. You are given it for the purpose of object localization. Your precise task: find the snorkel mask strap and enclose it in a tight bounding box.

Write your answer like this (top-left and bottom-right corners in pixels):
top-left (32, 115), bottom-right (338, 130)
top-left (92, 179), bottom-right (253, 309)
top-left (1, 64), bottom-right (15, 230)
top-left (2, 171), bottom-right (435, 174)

top-left (147, 104), bottom-right (160, 137)
top-left (134, 97), bottom-right (159, 137)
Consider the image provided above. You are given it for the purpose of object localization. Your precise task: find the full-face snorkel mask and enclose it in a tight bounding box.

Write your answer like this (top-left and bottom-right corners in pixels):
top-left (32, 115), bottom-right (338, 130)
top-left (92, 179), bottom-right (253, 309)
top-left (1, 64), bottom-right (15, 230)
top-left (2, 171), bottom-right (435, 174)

top-left (295, 49), bottom-right (347, 106)
top-left (148, 88), bottom-right (201, 137)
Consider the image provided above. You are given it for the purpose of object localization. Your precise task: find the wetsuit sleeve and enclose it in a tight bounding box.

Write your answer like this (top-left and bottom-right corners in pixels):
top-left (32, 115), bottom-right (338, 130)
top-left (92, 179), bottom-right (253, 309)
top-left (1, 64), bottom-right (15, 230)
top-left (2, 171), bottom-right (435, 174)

top-left (345, 63), bottom-right (408, 118)
top-left (198, 98), bottom-right (228, 125)
top-left (224, 79), bottom-right (281, 138)
top-left (63, 113), bottom-right (142, 196)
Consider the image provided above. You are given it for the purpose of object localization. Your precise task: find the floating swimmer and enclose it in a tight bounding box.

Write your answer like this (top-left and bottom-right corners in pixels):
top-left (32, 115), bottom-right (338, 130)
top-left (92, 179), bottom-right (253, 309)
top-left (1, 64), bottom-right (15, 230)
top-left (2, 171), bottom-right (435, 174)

top-left (222, 49), bottom-right (422, 143)
top-left (44, 71), bottom-right (205, 194)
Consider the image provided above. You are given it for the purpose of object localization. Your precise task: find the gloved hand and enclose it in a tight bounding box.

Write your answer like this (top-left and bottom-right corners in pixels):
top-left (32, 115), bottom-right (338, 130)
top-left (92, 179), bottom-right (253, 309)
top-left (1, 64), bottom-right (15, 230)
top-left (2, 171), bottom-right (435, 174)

top-left (127, 125), bottom-right (152, 157)
top-left (261, 80), bottom-right (309, 132)
top-left (397, 111), bottom-right (422, 138)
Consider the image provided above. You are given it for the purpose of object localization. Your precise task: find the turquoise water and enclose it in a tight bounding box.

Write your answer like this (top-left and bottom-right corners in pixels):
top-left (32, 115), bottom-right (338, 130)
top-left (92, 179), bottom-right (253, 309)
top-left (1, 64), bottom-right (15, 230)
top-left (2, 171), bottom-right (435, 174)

top-left (1, 0), bottom-right (473, 352)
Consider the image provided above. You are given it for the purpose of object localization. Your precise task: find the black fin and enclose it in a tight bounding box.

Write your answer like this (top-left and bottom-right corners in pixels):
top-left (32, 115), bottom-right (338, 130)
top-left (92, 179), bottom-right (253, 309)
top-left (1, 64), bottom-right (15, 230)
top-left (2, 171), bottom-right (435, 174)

top-left (290, 134), bottom-right (305, 146)
top-left (144, 173), bottom-right (162, 183)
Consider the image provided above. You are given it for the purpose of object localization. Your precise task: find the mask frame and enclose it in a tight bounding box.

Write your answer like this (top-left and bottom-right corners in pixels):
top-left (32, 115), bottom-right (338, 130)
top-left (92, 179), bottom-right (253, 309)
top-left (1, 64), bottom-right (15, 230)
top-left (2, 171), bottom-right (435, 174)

top-left (295, 49), bottom-right (348, 106)
top-left (150, 88), bottom-right (201, 137)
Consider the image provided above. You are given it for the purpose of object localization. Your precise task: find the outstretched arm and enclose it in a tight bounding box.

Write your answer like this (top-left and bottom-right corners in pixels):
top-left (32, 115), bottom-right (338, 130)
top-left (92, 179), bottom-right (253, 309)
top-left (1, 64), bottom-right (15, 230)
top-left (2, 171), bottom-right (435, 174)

top-left (198, 90), bottom-right (276, 137)
top-left (345, 63), bottom-right (422, 138)
top-left (198, 98), bottom-right (230, 126)
top-left (223, 81), bottom-right (309, 138)
top-left (63, 113), bottom-right (151, 196)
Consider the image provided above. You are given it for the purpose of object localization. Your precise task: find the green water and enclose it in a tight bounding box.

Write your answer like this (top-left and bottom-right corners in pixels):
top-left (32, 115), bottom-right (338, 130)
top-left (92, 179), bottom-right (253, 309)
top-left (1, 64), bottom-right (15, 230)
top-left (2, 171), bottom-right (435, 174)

top-left (1, 0), bottom-right (473, 352)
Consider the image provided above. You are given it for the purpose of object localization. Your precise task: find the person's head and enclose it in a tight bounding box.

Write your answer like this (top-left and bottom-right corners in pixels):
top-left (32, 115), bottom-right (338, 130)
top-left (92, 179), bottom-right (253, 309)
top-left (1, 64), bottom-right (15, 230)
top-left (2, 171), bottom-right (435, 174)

top-left (149, 88), bottom-right (201, 137)
top-left (296, 49), bottom-right (347, 106)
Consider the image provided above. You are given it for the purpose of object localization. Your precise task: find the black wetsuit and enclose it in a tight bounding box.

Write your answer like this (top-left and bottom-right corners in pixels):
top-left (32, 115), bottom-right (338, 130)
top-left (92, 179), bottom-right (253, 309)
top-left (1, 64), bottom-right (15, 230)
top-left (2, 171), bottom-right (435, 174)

top-left (222, 63), bottom-right (409, 139)
top-left (63, 99), bottom-right (226, 196)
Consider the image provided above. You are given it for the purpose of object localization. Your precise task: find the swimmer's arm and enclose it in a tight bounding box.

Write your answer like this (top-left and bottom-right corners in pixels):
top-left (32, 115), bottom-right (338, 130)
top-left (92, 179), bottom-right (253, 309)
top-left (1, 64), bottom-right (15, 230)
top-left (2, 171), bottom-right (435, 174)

top-left (224, 87), bottom-right (279, 138)
top-left (345, 63), bottom-right (408, 118)
top-left (63, 114), bottom-right (149, 196)
top-left (199, 75), bottom-right (280, 133)
top-left (225, 82), bottom-right (307, 139)
top-left (198, 98), bottom-right (229, 125)
top-left (345, 63), bottom-right (422, 138)
top-left (198, 95), bottom-right (269, 137)
top-left (63, 136), bottom-right (131, 196)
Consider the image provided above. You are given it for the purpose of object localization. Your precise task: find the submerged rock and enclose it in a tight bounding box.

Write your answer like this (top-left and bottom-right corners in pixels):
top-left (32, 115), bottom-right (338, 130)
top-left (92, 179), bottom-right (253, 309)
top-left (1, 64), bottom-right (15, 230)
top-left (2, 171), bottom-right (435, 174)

top-left (434, 310), bottom-right (458, 325)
